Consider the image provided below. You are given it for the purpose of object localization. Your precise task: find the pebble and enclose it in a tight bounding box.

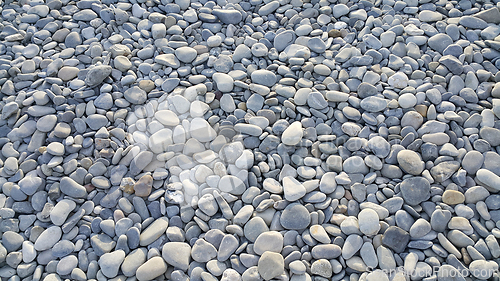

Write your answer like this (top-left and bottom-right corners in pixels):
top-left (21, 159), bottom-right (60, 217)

top-left (85, 65), bottom-right (112, 88)
top-left (358, 209), bottom-right (380, 236)
top-left (258, 251), bottom-right (284, 280)
top-left (139, 217), bottom-right (169, 246)
top-left (397, 150), bottom-right (424, 175)
top-left (281, 121), bottom-right (303, 146)
top-left (382, 226), bottom-right (410, 253)
top-left (282, 176), bottom-right (306, 201)
top-left (400, 177), bottom-right (431, 205)
top-left (34, 226), bottom-right (62, 251)
top-left (99, 250), bottom-right (125, 278)
top-left (254, 231), bottom-right (283, 255)
top-left (135, 256), bottom-right (167, 281)
top-left (191, 239), bottom-right (217, 262)
top-left (124, 86), bottom-right (147, 104)
top-left (280, 203), bottom-right (311, 230)
top-left (162, 242), bottom-right (191, 270)
top-left (59, 177), bottom-right (87, 198)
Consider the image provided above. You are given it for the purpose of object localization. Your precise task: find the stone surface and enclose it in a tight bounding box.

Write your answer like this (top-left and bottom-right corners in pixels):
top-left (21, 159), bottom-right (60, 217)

top-left (400, 177), bottom-right (431, 205)
top-left (258, 251), bottom-right (284, 280)
top-left (2, 0), bottom-right (500, 279)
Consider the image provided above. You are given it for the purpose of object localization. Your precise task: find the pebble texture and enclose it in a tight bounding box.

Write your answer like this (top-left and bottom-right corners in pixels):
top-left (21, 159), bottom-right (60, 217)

top-left (0, 0), bottom-right (500, 281)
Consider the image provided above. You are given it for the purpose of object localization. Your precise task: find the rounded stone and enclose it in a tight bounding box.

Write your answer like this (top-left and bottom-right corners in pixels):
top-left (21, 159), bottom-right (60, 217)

top-left (280, 203), bottom-right (311, 230)
top-left (400, 177), bottom-right (431, 205)
top-left (135, 256), bottom-right (168, 281)
top-left (442, 190), bottom-right (465, 205)
top-left (397, 150), bottom-right (424, 175)
top-left (358, 209), bottom-right (380, 236)
top-left (253, 231), bottom-right (283, 255)
top-left (258, 251), bottom-right (284, 281)
top-left (162, 242), bottom-right (191, 271)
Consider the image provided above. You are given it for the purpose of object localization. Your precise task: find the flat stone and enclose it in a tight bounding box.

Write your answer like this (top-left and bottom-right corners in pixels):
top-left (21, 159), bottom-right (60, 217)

top-left (387, 72), bottom-right (409, 88)
top-left (251, 70), bottom-right (276, 87)
top-left (124, 86), bottom-right (147, 104)
top-left (358, 208), bottom-right (380, 236)
top-left (220, 94), bottom-right (236, 112)
top-left (367, 136), bottom-right (390, 158)
top-left (342, 234), bottom-right (363, 259)
top-left (459, 15), bottom-right (488, 29)
top-left (18, 175), bottom-right (42, 196)
top-left (474, 7), bottom-right (500, 24)
top-left (99, 250), bottom-right (126, 278)
top-left (122, 248), bottom-right (147, 277)
top-left (91, 234), bottom-right (116, 256)
top-left (59, 177), bottom-right (87, 198)
top-left (343, 156), bottom-right (369, 174)
top-left (198, 194), bottom-right (218, 216)
top-left (162, 242), bottom-right (191, 270)
top-left (477, 169), bottom-right (500, 191)
top-left (360, 242), bottom-right (378, 269)
top-left (311, 259), bottom-right (332, 278)
top-left (308, 92), bottom-right (328, 109)
top-left (422, 132), bottom-right (450, 145)
top-left (135, 256), bottom-right (167, 281)
top-left (175, 47), bottom-right (197, 63)
top-left (155, 54), bottom-right (180, 67)
top-left (439, 55), bottom-right (463, 75)
top-left (253, 231), bottom-right (283, 255)
top-left (281, 121), bottom-right (303, 146)
top-left (382, 226), bottom-right (410, 253)
top-left (139, 217), bottom-right (169, 246)
top-left (218, 175), bottom-right (246, 195)
top-left (85, 65), bottom-right (112, 87)
top-left (212, 9), bottom-right (242, 24)
top-left (244, 217), bottom-right (269, 242)
top-left (469, 260), bottom-right (497, 279)
top-left (218, 234), bottom-right (239, 261)
top-left (360, 96), bottom-right (387, 112)
top-left (258, 0), bottom-right (280, 16)
top-left (274, 30), bottom-right (296, 52)
top-left (258, 251), bottom-right (284, 280)
top-left (442, 190), bottom-right (465, 205)
top-left (191, 239), bottom-right (217, 262)
top-left (310, 225), bottom-right (331, 244)
top-left (46, 142), bottom-right (64, 156)
top-left (430, 161), bottom-right (460, 182)
top-left (282, 176), bottom-right (306, 201)
top-left (34, 226), bottom-right (62, 251)
top-left (480, 127), bottom-right (500, 146)
top-left (400, 177), bottom-right (430, 205)
top-left (419, 10), bottom-right (443, 22)
top-left (213, 73), bottom-right (234, 92)
top-left (134, 174), bottom-right (153, 197)
top-left (311, 244), bottom-right (341, 259)
top-left (50, 199), bottom-right (76, 226)
top-left (2, 231), bottom-right (24, 252)
top-left (409, 218), bottom-right (431, 238)
top-left (397, 150), bottom-right (424, 175)
top-left (280, 203), bottom-right (311, 230)
top-left (57, 255), bottom-right (78, 275)
top-left (428, 34), bottom-right (453, 54)
top-left (307, 37), bottom-right (326, 53)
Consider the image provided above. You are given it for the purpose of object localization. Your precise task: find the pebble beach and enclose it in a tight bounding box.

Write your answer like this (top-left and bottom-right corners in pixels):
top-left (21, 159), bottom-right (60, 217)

top-left (1, 0), bottom-right (500, 280)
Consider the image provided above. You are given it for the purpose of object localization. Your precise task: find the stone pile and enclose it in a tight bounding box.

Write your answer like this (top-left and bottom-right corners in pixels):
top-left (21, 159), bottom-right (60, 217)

top-left (1, 0), bottom-right (500, 280)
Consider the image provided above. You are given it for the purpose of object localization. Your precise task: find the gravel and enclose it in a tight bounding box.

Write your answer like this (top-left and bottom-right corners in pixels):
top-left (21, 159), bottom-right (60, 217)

top-left (1, 0), bottom-right (500, 280)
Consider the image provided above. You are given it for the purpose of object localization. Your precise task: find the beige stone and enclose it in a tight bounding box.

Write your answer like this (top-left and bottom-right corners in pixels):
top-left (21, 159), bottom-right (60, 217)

top-left (134, 174), bottom-right (153, 197)
top-left (442, 190), bottom-right (465, 205)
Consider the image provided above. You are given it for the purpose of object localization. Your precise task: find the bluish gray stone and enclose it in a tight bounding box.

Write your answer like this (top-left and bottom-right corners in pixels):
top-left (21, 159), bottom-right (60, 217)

top-left (400, 177), bottom-right (430, 205)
